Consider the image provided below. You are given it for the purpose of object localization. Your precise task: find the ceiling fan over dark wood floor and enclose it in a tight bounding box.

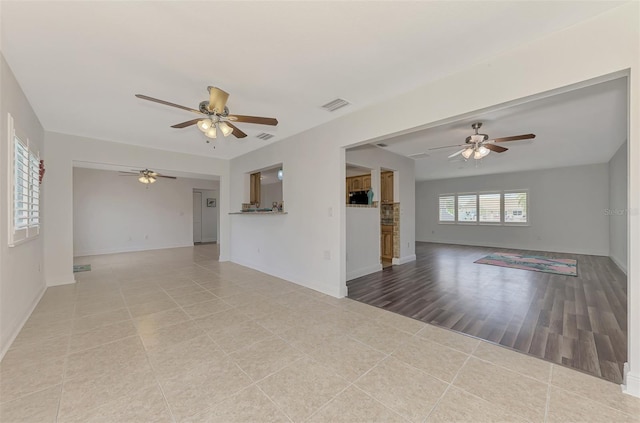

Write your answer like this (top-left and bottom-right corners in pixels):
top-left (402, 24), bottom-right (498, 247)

top-left (429, 122), bottom-right (535, 160)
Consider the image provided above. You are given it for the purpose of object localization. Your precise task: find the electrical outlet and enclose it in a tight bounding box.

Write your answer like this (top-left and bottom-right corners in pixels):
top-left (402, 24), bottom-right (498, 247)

top-left (407, 242), bottom-right (410, 248)
top-left (144, 235), bottom-right (149, 240)
top-left (431, 230), bottom-right (435, 234)
top-left (257, 248), bottom-right (261, 253)
top-left (324, 250), bottom-right (331, 260)
top-left (328, 207), bottom-right (333, 217)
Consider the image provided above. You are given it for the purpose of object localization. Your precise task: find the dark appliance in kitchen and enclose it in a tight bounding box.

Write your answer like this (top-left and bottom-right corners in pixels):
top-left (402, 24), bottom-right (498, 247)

top-left (349, 190), bottom-right (369, 205)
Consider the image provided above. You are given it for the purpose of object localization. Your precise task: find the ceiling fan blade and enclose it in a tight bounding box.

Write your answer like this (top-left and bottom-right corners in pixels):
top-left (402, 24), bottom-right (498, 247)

top-left (156, 175), bottom-right (177, 179)
top-left (484, 144), bottom-right (508, 153)
top-left (226, 122), bottom-right (247, 138)
top-left (491, 134), bottom-right (536, 143)
top-left (119, 171), bottom-right (139, 175)
top-left (208, 87), bottom-right (229, 114)
top-left (171, 118), bottom-right (201, 128)
top-left (448, 149), bottom-right (467, 159)
top-left (429, 144), bottom-right (466, 151)
top-left (227, 115), bottom-right (278, 126)
top-left (135, 94), bottom-right (202, 115)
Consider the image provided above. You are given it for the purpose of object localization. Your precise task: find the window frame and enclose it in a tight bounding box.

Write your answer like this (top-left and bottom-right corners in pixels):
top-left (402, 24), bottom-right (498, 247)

top-left (477, 191), bottom-right (502, 225)
top-left (437, 194), bottom-right (457, 224)
top-left (503, 189), bottom-right (529, 226)
top-left (456, 192), bottom-right (478, 224)
top-left (8, 113), bottom-right (40, 247)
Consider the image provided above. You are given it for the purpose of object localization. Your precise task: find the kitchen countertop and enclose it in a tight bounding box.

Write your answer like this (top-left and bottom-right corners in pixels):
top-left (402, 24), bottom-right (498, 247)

top-left (230, 211), bottom-right (288, 215)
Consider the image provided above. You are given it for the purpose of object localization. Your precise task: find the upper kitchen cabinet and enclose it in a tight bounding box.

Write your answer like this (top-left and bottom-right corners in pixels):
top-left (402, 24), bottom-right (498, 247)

top-left (381, 171), bottom-right (394, 204)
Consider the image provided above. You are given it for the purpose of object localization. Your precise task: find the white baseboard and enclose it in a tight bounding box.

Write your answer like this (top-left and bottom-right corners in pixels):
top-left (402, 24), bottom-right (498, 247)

top-left (347, 264), bottom-right (383, 281)
top-left (46, 275), bottom-right (76, 287)
top-left (0, 285), bottom-right (46, 361)
top-left (417, 239), bottom-right (608, 257)
top-left (622, 363), bottom-right (640, 398)
top-left (610, 254), bottom-right (628, 274)
top-left (393, 254), bottom-right (417, 265)
top-left (74, 242), bottom-right (194, 257)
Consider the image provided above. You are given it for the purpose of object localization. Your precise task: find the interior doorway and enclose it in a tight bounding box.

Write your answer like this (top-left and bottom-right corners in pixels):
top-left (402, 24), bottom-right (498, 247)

top-left (193, 192), bottom-right (202, 243)
top-left (193, 189), bottom-right (219, 245)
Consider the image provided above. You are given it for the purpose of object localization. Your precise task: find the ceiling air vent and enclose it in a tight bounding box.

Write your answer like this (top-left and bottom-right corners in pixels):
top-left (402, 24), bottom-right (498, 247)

top-left (256, 133), bottom-right (274, 140)
top-left (321, 98), bottom-right (350, 112)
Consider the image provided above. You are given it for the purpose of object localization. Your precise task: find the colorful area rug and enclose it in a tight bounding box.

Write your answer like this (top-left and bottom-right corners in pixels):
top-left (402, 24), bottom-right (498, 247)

top-left (73, 264), bottom-right (91, 273)
top-left (475, 253), bottom-right (577, 276)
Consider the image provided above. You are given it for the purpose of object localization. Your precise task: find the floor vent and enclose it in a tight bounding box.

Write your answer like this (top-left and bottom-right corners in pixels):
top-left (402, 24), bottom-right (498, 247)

top-left (321, 98), bottom-right (350, 112)
top-left (256, 133), bottom-right (274, 140)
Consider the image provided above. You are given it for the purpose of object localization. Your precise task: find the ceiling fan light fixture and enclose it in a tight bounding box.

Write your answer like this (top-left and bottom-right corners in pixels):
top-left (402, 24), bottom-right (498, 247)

top-left (478, 146), bottom-right (490, 158)
top-left (461, 148), bottom-right (473, 159)
top-left (205, 126), bottom-right (217, 139)
top-left (277, 169), bottom-right (283, 181)
top-left (218, 122), bottom-right (233, 137)
top-left (197, 119), bottom-right (212, 132)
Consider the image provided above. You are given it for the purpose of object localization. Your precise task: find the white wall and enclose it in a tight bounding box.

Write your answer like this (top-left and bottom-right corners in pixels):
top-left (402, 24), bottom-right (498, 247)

top-left (43, 132), bottom-right (229, 287)
top-left (261, 182), bottom-right (282, 209)
top-left (346, 208), bottom-right (381, 280)
top-left (609, 141), bottom-right (628, 273)
top-left (73, 168), bottom-right (217, 256)
top-left (227, 5), bottom-right (639, 394)
top-left (346, 145), bottom-right (416, 264)
top-left (196, 189), bottom-right (219, 243)
top-left (0, 54), bottom-right (46, 358)
top-left (416, 164), bottom-right (610, 256)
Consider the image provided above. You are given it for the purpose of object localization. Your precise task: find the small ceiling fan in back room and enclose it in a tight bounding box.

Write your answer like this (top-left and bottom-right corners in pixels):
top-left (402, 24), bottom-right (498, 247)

top-left (135, 86), bottom-right (278, 141)
top-left (119, 168), bottom-right (176, 185)
top-left (429, 122), bottom-right (535, 160)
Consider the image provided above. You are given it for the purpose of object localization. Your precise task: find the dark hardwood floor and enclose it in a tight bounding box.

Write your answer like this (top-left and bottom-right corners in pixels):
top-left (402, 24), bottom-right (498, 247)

top-left (347, 242), bottom-right (628, 384)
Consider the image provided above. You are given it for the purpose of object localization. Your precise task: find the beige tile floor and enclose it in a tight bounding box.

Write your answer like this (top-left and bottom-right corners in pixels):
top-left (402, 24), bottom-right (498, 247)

top-left (1, 244), bottom-right (639, 422)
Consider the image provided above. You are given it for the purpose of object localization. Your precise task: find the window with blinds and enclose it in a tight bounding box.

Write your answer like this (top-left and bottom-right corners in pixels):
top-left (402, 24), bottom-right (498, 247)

top-left (504, 191), bottom-right (528, 223)
top-left (437, 190), bottom-right (528, 226)
top-left (457, 194), bottom-right (477, 222)
top-left (438, 195), bottom-right (455, 222)
top-left (8, 113), bottom-right (40, 246)
top-left (479, 193), bottom-right (501, 223)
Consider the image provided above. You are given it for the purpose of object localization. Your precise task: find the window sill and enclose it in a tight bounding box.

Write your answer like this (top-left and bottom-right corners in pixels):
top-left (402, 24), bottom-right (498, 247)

top-left (9, 234), bottom-right (39, 248)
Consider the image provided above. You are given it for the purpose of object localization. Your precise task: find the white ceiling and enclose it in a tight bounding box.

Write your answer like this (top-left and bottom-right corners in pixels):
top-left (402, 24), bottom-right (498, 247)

top-left (1, 1), bottom-right (624, 160)
top-left (73, 160), bottom-right (219, 182)
top-left (368, 77), bottom-right (628, 181)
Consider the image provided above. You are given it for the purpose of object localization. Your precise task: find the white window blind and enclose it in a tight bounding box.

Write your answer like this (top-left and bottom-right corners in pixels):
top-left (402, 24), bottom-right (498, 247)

top-left (504, 192), bottom-right (527, 223)
top-left (8, 113), bottom-right (40, 246)
top-left (479, 193), bottom-right (501, 223)
top-left (457, 194), bottom-right (477, 222)
top-left (438, 195), bottom-right (455, 222)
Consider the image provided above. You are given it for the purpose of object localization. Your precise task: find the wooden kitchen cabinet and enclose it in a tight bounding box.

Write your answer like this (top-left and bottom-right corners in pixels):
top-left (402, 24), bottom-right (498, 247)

top-left (250, 172), bottom-right (261, 205)
top-left (351, 176), bottom-right (363, 191)
top-left (381, 225), bottom-right (393, 260)
top-left (362, 175), bottom-right (371, 191)
top-left (381, 171), bottom-right (394, 203)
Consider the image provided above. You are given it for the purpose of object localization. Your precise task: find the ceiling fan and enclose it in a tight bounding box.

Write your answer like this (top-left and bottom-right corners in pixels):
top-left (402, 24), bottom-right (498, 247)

top-left (119, 168), bottom-right (176, 184)
top-left (135, 86), bottom-right (278, 140)
top-left (429, 122), bottom-right (535, 160)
